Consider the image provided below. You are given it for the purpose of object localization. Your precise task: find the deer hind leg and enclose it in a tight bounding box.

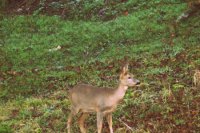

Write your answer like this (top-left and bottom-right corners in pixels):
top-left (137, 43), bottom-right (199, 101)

top-left (67, 107), bottom-right (79, 133)
top-left (97, 112), bottom-right (104, 133)
top-left (78, 113), bottom-right (89, 133)
top-left (106, 113), bottom-right (113, 133)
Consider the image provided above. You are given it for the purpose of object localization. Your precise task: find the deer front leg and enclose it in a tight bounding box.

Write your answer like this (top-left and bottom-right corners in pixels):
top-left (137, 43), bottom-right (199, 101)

top-left (67, 112), bottom-right (73, 133)
top-left (106, 113), bottom-right (113, 133)
top-left (97, 112), bottom-right (104, 133)
top-left (67, 107), bottom-right (79, 133)
top-left (78, 113), bottom-right (89, 133)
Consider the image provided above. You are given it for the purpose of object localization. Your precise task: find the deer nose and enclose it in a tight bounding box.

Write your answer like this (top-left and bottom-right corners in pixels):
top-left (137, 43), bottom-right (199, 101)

top-left (136, 80), bottom-right (140, 85)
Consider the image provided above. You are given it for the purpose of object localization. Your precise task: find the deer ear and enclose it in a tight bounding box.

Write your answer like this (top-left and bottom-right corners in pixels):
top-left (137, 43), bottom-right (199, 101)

top-left (120, 64), bottom-right (128, 80)
top-left (122, 64), bottom-right (129, 75)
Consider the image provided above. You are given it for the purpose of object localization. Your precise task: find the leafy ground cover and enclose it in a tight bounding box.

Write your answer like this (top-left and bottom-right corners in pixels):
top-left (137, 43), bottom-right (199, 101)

top-left (0, 0), bottom-right (200, 132)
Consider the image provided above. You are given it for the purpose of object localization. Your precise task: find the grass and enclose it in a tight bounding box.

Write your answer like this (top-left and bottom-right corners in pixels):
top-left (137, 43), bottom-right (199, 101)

top-left (0, 0), bottom-right (200, 132)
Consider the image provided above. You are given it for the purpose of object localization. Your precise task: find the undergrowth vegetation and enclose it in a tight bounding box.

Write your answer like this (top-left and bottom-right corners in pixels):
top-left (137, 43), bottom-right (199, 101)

top-left (0, 0), bottom-right (200, 132)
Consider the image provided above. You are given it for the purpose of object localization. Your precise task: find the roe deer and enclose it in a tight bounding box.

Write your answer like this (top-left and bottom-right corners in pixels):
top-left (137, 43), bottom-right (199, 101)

top-left (67, 65), bottom-right (140, 133)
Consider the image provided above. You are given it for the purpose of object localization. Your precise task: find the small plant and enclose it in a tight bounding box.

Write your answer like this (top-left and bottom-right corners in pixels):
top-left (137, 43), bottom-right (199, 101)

top-left (193, 70), bottom-right (200, 87)
top-left (0, 124), bottom-right (12, 133)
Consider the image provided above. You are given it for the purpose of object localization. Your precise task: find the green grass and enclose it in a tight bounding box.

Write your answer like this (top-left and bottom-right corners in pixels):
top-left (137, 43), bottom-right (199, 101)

top-left (0, 0), bottom-right (200, 132)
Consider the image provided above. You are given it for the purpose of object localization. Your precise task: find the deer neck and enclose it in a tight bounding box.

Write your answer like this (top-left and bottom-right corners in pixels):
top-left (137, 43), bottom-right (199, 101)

top-left (110, 83), bottom-right (128, 104)
top-left (116, 83), bottom-right (128, 98)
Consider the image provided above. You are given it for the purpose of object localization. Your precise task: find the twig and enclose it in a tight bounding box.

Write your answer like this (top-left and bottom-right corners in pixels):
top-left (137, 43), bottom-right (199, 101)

top-left (115, 118), bottom-right (134, 132)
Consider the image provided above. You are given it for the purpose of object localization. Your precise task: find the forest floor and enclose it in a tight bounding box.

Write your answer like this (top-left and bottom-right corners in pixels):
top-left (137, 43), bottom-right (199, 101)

top-left (0, 0), bottom-right (200, 132)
